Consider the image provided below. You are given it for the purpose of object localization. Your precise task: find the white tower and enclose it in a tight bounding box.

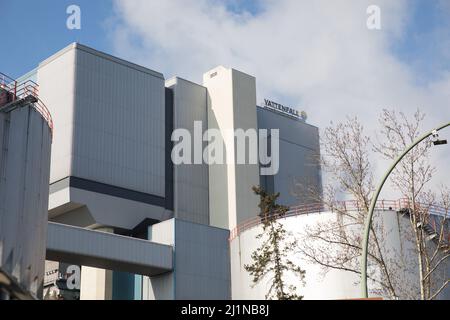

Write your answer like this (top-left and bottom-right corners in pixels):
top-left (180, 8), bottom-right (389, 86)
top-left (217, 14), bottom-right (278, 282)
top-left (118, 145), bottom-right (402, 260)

top-left (203, 66), bottom-right (260, 230)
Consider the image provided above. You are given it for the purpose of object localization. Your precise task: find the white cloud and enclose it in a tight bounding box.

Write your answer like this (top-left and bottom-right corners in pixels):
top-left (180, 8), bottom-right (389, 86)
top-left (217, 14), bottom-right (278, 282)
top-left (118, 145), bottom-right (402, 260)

top-left (111, 0), bottom-right (450, 197)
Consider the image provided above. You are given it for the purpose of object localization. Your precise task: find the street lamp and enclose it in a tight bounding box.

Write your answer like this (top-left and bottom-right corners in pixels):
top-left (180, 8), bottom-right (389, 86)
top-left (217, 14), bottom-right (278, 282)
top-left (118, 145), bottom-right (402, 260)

top-left (432, 130), bottom-right (448, 146)
top-left (360, 121), bottom-right (450, 298)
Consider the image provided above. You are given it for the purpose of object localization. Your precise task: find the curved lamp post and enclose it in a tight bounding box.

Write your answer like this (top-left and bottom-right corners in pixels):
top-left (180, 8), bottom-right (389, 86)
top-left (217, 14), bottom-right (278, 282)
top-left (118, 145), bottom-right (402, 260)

top-left (360, 121), bottom-right (450, 298)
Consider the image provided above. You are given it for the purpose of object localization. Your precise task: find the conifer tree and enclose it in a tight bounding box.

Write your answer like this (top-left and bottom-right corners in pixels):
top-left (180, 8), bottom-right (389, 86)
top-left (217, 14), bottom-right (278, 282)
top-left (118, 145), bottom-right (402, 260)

top-left (245, 186), bottom-right (305, 300)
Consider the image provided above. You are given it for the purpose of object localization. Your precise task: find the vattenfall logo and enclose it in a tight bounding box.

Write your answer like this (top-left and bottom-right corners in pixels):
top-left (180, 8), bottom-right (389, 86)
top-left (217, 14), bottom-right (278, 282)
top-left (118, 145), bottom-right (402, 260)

top-left (263, 99), bottom-right (307, 121)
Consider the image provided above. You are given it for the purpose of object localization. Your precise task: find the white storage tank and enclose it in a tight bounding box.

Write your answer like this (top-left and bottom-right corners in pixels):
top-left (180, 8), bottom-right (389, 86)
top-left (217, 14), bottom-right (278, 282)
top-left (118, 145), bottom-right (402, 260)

top-left (0, 82), bottom-right (52, 298)
top-left (230, 205), bottom-right (450, 300)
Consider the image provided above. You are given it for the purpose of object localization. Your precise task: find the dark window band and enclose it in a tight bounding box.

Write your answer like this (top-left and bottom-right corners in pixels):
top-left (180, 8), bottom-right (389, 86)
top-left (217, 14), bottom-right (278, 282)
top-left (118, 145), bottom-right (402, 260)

top-left (50, 176), bottom-right (166, 208)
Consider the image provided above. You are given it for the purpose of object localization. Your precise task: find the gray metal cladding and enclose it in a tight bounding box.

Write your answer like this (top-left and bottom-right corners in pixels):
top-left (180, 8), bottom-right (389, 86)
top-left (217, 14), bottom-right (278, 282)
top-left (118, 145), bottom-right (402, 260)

top-left (275, 139), bottom-right (322, 205)
top-left (257, 108), bottom-right (322, 206)
top-left (257, 107), bottom-right (320, 150)
top-left (71, 47), bottom-right (166, 197)
top-left (38, 43), bottom-right (166, 198)
top-left (46, 222), bottom-right (173, 276)
top-left (174, 220), bottom-right (231, 300)
top-left (145, 219), bottom-right (230, 300)
top-left (169, 78), bottom-right (210, 225)
top-left (0, 105), bottom-right (52, 299)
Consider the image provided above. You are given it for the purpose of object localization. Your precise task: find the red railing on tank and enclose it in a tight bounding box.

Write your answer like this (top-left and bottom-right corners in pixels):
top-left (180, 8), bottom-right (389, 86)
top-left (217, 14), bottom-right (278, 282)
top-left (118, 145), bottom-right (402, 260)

top-left (229, 198), bottom-right (449, 241)
top-left (0, 72), bottom-right (53, 135)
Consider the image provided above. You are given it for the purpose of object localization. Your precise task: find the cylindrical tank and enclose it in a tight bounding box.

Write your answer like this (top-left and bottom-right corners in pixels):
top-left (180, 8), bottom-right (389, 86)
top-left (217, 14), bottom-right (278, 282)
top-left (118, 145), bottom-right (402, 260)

top-left (230, 209), bottom-right (450, 300)
top-left (0, 104), bottom-right (52, 298)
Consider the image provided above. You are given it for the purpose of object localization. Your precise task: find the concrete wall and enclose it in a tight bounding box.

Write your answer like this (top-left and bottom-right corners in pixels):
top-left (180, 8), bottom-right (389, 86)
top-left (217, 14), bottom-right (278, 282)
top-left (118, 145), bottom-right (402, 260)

top-left (257, 108), bottom-right (322, 206)
top-left (203, 66), bottom-right (260, 230)
top-left (166, 78), bottom-right (209, 225)
top-left (144, 219), bottom-right (231, 300)
top-left (0, 105), bottom-right (52, 298)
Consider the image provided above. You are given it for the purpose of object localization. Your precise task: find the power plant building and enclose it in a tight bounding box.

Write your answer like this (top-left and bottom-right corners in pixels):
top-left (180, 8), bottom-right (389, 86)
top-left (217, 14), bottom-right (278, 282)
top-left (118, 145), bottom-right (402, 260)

top-left (25, 43), bottom-right (320, 299)
top-left (2, 43), bottom-right (447, 300)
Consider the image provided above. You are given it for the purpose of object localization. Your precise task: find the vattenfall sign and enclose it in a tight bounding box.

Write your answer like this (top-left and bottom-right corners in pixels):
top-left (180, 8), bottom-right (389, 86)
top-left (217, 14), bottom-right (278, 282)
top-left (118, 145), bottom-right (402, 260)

top-left (262, 99), bottom-right (307, 121)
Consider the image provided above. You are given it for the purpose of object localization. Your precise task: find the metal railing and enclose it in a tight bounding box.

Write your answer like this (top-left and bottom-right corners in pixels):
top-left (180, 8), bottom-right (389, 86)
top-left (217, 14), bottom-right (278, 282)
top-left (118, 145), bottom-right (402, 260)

top-left (0, 72), bottom-right (17, 90)
top-left (0, 72), bottom-right (53, 135)
top-left (229, 198), bottom-right (449, 241)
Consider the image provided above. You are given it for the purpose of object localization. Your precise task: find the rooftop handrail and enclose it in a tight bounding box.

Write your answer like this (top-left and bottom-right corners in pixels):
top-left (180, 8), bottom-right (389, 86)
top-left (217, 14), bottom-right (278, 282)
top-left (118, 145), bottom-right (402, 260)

top-left (0, 72), bottom-right (53, 136)
top-left (0, 72), bottom-right (17, 96)
top-left (229, 198), bottom-right (449, 241)
top-left (0, 72), bottom-right (17, 86)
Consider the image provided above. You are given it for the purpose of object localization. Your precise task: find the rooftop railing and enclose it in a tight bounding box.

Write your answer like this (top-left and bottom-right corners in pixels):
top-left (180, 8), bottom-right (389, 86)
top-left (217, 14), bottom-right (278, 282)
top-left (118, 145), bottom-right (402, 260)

top-left (0, 72), bottom-right (53, 135)
top-left (229, 198), bottom-right (449, 241)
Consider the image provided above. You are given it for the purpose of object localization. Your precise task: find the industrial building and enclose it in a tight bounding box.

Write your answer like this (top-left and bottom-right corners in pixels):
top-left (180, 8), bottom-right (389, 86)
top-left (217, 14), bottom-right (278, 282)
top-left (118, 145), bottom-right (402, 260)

top-left (0, 43), bottom-right (321, 300)
top-left (1, 43), bottom-right (446, 300)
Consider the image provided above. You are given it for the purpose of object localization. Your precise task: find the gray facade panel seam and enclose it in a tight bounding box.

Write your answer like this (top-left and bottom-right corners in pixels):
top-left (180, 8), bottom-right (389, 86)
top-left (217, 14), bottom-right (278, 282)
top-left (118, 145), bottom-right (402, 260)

top-left (49, 176), bottom-right (167, 208)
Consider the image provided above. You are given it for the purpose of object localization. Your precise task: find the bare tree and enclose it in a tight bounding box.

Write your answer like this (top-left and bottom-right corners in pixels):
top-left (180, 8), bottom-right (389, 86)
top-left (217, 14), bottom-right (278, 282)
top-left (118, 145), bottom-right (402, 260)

top-left (374, 109), bottom-right (449, 300)
top-left (295, 110), bottom-right (449, 300)
top-left (294, 117), bottom-right (404, 299)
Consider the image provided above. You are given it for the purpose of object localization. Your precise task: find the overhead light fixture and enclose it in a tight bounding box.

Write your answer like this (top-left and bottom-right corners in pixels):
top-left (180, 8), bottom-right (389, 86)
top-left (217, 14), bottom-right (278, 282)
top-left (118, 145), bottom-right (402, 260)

top-left (431, 130), bottom-right (448, 146)
top-left (433, 139), bottom-right (447, 146)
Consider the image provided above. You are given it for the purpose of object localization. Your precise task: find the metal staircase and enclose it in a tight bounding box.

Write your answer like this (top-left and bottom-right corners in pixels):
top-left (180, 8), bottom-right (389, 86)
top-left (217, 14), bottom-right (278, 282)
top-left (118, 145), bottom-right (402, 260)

top-left (398, 207), bottom-right (449, 248)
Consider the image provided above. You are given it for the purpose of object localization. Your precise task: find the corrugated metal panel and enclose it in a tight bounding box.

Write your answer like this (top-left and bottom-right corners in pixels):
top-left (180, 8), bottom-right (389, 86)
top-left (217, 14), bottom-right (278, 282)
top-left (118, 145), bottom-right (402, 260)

top-left (145, 219), bottom-right (230, 300)
top-left (38, 44), bottom-right (170, 230)
top-left (0, 105), bottom-right (52, 298)
top-left (38, 44), bottom-right (166, 197)
top-left (257, 107), bottom-right (320, 151)
top-left (168, 78), bottom-right (209, 225)
top-left (174, 220), bottom-right (230, 300)
top-left (20, 108), bottom-right (52, 296)
top-left (71, 48), bottom-right (165, 197)
top-left (46, 222), bottom-right (173, 276)
top-left (257, 108), bottom-right (322, 206)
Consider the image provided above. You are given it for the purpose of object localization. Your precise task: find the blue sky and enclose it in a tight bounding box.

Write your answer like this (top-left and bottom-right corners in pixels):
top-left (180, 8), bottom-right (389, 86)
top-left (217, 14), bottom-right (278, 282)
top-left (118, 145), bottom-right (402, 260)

top-left (390, 0), bottom-right (450, 84)
top-left (223, 0), bottom-right (264, 15)
top-left (0, 0), bottom-right (114, 78)
top-left (1, 0), bottom-right (449, 191)
top-left (0, 0), bottom-right (449, 82)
